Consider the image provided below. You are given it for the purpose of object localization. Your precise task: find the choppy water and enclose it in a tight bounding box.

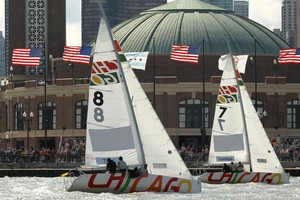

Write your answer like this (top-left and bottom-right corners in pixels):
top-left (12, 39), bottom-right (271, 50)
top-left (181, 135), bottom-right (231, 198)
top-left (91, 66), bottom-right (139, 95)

top-left (0, 176), bottom-right (299, 200)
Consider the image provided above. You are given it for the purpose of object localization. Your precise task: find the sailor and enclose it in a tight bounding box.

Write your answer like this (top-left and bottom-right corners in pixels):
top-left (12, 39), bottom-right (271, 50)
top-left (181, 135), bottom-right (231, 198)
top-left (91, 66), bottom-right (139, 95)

top-left (138, 164), bottom-right (148, 176)
top-left (237, 162), bottom-right (244, 172)
top-left (229, 162), bottom-right (237, 172)
top-left (222, 163), bottom-right (230, 173)
top-left (117, 156), bottom-right (128, 173)
top-left (106, 158), bottom-right (116, 173)
top-left (129, 167), bottom-right (140, 178)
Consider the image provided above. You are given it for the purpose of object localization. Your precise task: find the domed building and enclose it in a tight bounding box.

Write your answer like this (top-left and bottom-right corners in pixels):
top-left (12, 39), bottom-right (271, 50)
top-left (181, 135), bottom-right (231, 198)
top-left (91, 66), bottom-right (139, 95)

top-left (1, 0), bottom-right (299, 152)
top-left (114, 0), bottom-right (288, 55)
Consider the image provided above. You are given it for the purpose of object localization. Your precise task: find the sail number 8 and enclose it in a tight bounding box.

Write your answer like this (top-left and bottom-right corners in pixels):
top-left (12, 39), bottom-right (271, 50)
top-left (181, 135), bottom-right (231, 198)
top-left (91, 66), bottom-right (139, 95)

top-left (93, 91), bottom-right (104, 122)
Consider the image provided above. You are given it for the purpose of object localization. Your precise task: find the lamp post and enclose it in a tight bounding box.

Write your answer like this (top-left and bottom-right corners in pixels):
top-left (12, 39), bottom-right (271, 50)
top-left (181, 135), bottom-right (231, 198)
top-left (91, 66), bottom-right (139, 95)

top-left (68, 63), bottom-right (74, 84)
top-left (5, 133), bottom-right (10, 149)
top-left (23, 111), bottom-right (34, 150)
top-left (44, 65), bottom-right (47, 149)
top-left (273, 59), bottom-right (277, 77)
top-left (9, 66), bottom-right (13, 82)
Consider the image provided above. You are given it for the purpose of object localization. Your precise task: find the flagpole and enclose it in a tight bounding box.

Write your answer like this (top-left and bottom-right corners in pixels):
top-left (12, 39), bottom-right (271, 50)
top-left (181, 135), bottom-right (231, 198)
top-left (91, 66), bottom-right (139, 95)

top-left (201, 35), bottom-right (206, 149)
top-left (153, 37), bottom-right (156, 110)
top-left (254, 37), bottom-right (257, 111)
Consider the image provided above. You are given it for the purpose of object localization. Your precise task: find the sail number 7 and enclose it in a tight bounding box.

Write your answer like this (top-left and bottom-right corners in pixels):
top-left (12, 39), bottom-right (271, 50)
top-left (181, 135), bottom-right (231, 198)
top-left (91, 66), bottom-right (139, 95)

top-left (93, 91), bottom-right (104, 122)
top-left (218, 107), bottom-right (227, 131)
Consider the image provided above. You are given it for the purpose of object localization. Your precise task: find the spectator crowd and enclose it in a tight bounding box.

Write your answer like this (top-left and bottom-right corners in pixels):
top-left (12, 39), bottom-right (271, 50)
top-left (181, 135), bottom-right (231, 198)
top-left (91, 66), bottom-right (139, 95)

top-left (0, 139), bottom-right (85, 164)
top-left (178, 136), bottom-right (300, 168)
top-left (0, 136), bottom-right (299, 165)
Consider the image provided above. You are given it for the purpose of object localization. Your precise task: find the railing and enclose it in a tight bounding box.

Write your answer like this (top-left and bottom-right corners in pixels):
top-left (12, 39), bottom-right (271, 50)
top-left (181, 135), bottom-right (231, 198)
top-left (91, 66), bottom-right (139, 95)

top-left (6, 78), bottom-right (90, 89)
top-left (0, 153), bottom-right (84, 165)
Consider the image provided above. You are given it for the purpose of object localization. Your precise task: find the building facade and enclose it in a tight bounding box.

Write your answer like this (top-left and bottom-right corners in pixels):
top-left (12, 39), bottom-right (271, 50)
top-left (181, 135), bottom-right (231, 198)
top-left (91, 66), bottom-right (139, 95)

top-left (1, 58), bottom-right (300, 151)
top-left (197, 0), bottom-right (249, 18)
top-left (202, 0), bottom-right (234, 11)
top-left (297, 0), bottom-right (300, 47)
top-left (0, 0), bottom-right (299, 152)
top-left (234, 0), bottom-right (248, 18)
top-left (82, 0), bottom-right (167, 45)
top-left (281, 0), bottom-right (298, 47)
top-left (0, 31), bottom-right (5, 76)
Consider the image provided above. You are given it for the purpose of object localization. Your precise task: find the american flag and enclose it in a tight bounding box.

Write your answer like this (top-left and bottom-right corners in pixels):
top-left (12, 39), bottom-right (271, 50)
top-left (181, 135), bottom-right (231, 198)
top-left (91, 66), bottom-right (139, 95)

top-left (12, 48), bottom-right (42, 66)
top-left (63, 46), bottom-right (92, 65)
top-left (278, 48), bottom-right (300, 64)
top-left (170, 45), bottom-right (200, 64)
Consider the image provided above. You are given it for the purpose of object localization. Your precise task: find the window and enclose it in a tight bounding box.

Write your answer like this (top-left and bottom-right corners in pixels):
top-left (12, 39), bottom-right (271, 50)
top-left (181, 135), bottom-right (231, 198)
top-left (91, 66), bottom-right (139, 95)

top-left (75, 100), bottom-right (88, 129)
top-left (14, 103), bottom-right (24, 131)
top-left (179, 99), bottom-right (209, 128)
top-left (287, 100), bottom-right (300, 128)
top-left (38, 102), bottom-right (56, 130)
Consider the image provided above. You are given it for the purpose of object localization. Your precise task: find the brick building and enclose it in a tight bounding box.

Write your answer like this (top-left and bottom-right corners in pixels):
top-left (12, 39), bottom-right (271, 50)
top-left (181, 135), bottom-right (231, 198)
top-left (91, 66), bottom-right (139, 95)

top-left (1, 0), bottom-right (299, 151)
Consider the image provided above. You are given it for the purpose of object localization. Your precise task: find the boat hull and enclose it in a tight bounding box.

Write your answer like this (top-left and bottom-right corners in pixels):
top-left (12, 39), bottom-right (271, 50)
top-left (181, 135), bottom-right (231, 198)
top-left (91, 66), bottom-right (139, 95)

top-left (67, 172), bottom-right (201, 193)
top-left (199, 172), bottom-right (290, 184)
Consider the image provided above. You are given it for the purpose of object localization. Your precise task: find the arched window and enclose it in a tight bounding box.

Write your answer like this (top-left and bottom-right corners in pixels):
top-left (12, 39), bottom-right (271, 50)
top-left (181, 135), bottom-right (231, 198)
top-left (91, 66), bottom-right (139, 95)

top-left (14, 103), bottom-right (24, 131)
top-left (75, 100), bottom-right (88, 129)
top-left (38, 101), bottom-right (56, 130)
top-left (287, 100), bottom-right (300, 128)
top-left (179, 99), bottom-right (209, 128)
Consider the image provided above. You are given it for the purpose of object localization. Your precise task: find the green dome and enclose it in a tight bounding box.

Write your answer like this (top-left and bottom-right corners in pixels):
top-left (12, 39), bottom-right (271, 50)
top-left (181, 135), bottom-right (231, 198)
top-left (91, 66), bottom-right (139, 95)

top-left (113, 0), bottom-right (289, 55)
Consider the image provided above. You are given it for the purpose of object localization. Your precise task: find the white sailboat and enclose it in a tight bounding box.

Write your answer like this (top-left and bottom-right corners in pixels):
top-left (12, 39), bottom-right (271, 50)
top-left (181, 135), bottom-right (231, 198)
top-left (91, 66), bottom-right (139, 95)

top-left (199, 49), bottom-right (290, 184)
top-left (65, 4), bottom-right (201, 193)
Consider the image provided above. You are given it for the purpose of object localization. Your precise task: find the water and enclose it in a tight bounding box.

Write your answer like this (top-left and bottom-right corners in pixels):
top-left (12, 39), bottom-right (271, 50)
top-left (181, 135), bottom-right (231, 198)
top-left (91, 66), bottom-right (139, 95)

top-left (0, 176), bottom-right (299, 200)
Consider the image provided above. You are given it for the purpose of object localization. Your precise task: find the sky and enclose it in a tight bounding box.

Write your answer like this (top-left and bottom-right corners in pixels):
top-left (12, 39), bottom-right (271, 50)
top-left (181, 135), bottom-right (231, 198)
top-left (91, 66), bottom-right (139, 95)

top-left (0, 0), bottom-right (282, 45)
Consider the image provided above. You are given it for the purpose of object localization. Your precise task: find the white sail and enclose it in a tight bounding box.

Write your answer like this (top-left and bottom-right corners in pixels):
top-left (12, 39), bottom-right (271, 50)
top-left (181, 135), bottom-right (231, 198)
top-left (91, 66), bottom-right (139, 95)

top-left (208, 55), bottom-right (249, 165)
top-left (123, 54), bottom-right (192, 179)
top-left (84, 17), bottom-right (144, 167)
top-left (84, 9), bottom-right (191, 179)
top-left (241, 81), bottom-right (284, 173)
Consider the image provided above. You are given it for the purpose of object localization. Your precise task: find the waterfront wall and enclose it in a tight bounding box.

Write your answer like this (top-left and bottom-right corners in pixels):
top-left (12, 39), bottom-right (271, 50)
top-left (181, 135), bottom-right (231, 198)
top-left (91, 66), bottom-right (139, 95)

top-left (0, 162), bottom-right (299, 177)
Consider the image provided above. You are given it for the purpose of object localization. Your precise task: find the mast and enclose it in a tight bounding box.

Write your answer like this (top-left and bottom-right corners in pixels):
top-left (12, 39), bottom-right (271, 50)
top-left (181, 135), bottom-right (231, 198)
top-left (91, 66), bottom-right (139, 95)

top-left (153, 37), bottom-right (156, 110)
top-left (226, 38), bottom-right (252, 172)
top-left (98, 4), bottom-right (146, 165)
top-left (201, 35), bottom-right (206, 149)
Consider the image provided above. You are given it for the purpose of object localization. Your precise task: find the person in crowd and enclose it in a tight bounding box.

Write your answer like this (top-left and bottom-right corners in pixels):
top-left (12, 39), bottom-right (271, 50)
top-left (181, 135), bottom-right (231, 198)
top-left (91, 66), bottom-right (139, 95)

top-left (138, 164), bottom-right (148, 176)
top-left (117, 156), bottom-right (127, 173)
top-left (222, 163), bottom-right (230, 173)
top-left (106, 158), bottom-right (116, 173)
top-left (229, 162), bottom-right (237, 172)
top-left (237, 162), bottom-right (244, 172)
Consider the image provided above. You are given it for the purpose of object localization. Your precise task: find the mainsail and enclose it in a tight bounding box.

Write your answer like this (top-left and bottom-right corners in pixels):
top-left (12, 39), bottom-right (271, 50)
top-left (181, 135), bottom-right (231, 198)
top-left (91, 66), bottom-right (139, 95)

top-left (85, 16), bottom-right (144, 167)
